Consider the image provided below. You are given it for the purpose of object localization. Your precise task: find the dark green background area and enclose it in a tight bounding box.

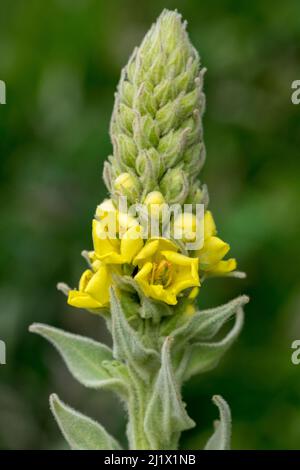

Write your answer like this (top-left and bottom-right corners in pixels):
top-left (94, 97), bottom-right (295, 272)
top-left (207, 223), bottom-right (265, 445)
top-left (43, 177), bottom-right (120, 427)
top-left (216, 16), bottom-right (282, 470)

top-left (0, 0), bottom-right (300, 450)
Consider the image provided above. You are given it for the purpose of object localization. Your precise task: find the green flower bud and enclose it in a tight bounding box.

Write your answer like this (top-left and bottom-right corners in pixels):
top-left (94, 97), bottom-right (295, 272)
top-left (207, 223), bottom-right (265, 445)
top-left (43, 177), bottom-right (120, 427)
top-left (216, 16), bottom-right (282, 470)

top-left (134, 81), bottom-right (156, 116)
top-left (133, 114), bottom-right (160, 149)
top-left (106, 9), bottom-right (207, 205)
top-left (136, 149), bottom-right (164, 195)
top-left (160, 167), bottom-right (189, 204)
top-left (183, 142), bottom-right (206, 175)
top-left (158, 127), bottom-right (189, 168)
top-left (113, 133), bottom-right (137, 168)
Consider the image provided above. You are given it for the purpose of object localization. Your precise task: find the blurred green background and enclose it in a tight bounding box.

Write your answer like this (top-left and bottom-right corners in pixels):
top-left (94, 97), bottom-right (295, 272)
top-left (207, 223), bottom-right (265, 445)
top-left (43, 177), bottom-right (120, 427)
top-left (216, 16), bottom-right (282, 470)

top-left (1, 0), bottom-right (300, 450)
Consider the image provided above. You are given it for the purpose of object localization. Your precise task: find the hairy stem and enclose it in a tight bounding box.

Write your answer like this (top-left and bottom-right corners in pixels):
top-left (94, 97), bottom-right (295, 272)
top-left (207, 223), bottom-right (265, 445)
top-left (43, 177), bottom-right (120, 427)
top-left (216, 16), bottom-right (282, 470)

top-left (126, 373), bottom-right (152, 449)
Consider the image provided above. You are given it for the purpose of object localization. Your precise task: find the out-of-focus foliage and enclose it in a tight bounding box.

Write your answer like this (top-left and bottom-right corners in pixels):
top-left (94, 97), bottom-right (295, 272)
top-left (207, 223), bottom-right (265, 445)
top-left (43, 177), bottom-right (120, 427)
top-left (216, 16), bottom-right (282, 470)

top-left (0, 0), bottom-right (300, 450)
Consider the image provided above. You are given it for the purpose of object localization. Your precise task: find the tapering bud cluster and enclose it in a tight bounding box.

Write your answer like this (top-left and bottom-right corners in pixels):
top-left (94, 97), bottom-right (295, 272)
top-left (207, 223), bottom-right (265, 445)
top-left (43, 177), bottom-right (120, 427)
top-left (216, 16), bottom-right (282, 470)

top-left (104, 9), bottom-right (206, 205)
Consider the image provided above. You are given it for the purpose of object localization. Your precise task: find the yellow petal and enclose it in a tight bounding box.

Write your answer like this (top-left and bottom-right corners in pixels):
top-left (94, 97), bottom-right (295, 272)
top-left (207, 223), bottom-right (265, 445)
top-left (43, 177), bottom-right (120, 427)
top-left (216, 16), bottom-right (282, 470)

top-left (154, 238), bottom-right (178, 253)
top-left (198, 236), bottom-right (230, 270)
top-left (134, 261), bottom-right (153, 282)
top-left (133, 240), bottom-right (159, 265)
top-left (204, 211), bottom-right (217, 239)
top-left (92, 219), bottom-right (121, 262)
top-left (171, 264), bottom-right (200, 295)
top-left (67, 290), bottom-right (104, 310)
top-left (84, 264), bottom-right (111, 306)
top-left (120, 225), bottom-right (144, 263)
top-left (162, 250), bottom-right (198, 268)
top-left (208, 258), bottom-right (237, 275)
top-left (78, 269), bottom-right (93, 291)
top-left (95, 199), bottom-right (116, 220)
top-left (149, 284), bottom-right (177, 305)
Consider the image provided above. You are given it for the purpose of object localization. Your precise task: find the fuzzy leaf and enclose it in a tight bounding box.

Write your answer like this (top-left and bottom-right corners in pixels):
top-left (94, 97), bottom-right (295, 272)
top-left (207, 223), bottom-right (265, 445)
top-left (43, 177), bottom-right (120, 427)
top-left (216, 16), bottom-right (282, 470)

top-left (30, 323), bottom-right (126, 391)
top-left (110, 287), bottom-right (159, 382)
top-left (50, 394), bottom-right (122, 450)
top-left (172, 295), bottom-right (249, 345)
top-left (144, 337), bottom-right (195, 449)
top-left (205, 395), bottom-right (231, 450)
top-left (140, 296), bottom-right (173, 323)
top-left (183, 307), bottom-right (244, 381)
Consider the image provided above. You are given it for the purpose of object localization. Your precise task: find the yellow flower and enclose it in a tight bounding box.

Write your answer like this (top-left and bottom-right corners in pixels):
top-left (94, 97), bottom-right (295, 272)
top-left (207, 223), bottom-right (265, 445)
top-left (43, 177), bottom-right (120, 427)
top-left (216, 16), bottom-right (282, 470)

top-left (196, 211), bottom-right (237, 275)
top-left (95, 198), bottom-right (116, 219)
top-left (67, 262), bottom-right (112, 311)
top-left (133, 238), bottom-right (200, 305)
top-left (92, 218), bottom-right (144, 265)
top-left (93, 199), bottom-right (144, 264)
top-left (95, 198), bottom-right (138, 235)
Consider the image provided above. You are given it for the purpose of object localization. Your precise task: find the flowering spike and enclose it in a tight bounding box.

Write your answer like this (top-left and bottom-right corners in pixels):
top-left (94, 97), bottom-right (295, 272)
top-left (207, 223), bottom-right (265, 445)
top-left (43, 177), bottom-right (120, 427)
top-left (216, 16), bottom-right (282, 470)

top-left (31, 9), bottom-right (247, 451)
top-left (107, 9), bottom-right (206, 204)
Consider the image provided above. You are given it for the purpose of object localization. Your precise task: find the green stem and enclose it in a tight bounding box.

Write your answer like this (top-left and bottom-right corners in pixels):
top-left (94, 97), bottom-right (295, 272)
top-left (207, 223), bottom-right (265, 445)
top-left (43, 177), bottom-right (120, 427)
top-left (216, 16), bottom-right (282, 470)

top-left (127, 372), bottom-right (152, 450)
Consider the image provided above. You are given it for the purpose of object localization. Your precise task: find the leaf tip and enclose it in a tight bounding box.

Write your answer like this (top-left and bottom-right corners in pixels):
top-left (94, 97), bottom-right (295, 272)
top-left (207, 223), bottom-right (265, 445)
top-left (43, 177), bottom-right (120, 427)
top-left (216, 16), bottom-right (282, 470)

top-left (237, 294), bottom-right (250, 307)
top-left (49, 393), bottom-right (59, 410)
top-left (57, 282), bottom-right (70, 296)
top-left (29, 322), bottom-right (42, 334)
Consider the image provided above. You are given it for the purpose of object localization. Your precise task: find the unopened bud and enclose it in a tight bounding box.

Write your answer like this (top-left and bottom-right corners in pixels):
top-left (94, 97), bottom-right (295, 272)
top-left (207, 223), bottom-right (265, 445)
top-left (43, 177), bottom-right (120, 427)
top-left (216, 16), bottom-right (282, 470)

top-left (95, 199), bottom-right (116, 220)
top-left (113, 172), bottom-right (141, 203)
top-left (108, 10), bottom-right (207, 201)
top-left (160, 168), bottom-right (189, 204)
top-left (173, 212), bottom-right (198, 242)
top-left (144, 191), bottom-right (166, 219)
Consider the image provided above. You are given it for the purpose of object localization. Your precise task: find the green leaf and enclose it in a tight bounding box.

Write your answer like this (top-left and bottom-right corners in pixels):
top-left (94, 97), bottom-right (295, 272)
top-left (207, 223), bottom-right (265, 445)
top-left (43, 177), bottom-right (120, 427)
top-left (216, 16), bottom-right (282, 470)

top-left (205, 395), bottom-right (231, 450)
top-left (29, 323), bottom-right (126, 392)
top-left (172, 295), bottom-right (249, 345)
top-left (183, 307), bottom-right (244, 381)
top-left (140, 296), bottom-right (173, 323)
top-left (110, 287), bottom-right (159, 382)
top-left (50, 394), bottom-right (122, 450)
top-left (144, 337), bottom-right (195, 449)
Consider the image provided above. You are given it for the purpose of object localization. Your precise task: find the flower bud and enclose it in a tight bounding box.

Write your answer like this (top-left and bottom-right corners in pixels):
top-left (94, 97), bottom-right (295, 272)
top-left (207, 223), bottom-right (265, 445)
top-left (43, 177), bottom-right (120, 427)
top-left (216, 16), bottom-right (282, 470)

top-left (95, 199), bottom-right (116, 220)
top-left (160, 168), bottom-right (189, 204)
top-left (113, 133), bottom-right (137, 168)
top-left (133, 114), bottom-right (159, 149)
top-left (135, 149), bottom-right (164, 196)
top-left (108, 10), bottom-right (206, 203)
top-left (173, 213), bottom-right (198, 242)
top-left (158, 128), bottom-right (189, 168)
top-left (113, 172), bottom-right (141, 203)
top-left (134, 81), bottom-right (156, 117)
top-left (144, 191), bottom-right (165, 206)
top-left (144, 191), bottom-right (166, 219)
top-left (185, 182), bottom-right (206, 205)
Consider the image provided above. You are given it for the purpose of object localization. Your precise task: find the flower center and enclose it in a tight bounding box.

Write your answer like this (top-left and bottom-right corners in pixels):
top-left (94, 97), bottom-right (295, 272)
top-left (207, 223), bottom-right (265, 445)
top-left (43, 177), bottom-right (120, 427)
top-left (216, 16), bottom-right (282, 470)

top-left (151, 260), bottom-right (173, 287)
